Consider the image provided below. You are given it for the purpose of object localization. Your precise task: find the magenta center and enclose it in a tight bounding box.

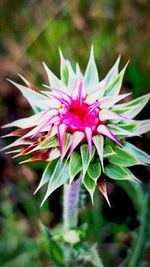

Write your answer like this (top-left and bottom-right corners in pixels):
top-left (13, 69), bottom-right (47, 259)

top-left (59, 99), bottom-right (99, 133)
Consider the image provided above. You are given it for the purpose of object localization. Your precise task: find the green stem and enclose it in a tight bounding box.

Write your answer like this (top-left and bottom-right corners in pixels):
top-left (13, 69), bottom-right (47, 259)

top-left (122, 194), bottom-right (149, 267)
top-left (118, 181), bottom-right (150, 267)
top-left (63, 177), bottom-right (81, 230)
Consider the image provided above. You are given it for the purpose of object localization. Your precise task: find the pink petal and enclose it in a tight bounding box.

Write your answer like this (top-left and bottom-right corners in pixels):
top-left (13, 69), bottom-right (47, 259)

top-left (88, 101), bottom-right (101, 114)
top-left (85, 127), bottom-right (92, 155)
top-left (31, 115), bottom-right (60, 138)
top-left (97, 124), bottom-right (121, 146)
top-left (47, 115), bottom-right (60, 125)
top-left (86, 83), bottom-right (107, 103)
top-left (48, 93), bottom-right (70, 108)
top-left (43, 85), bottom-right (71, 102)
top-left (86, 89), bottom-right (102, 104)
top-left (57, 124), bottom-right (67, 156)
top-left (72, 80), bottom-right (84, 106)
top-left (49, 125), bottom-right (57, 137)
top-left (67, 131), bottom-right (84, 158)
top-left (39, 108), bottom-right (58, 118)
top-left (76, 80), bottom-right (83, 107)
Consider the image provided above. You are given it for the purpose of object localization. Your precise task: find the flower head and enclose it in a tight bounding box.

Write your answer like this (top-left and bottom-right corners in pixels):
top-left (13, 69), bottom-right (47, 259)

top-left (2, 46), bottom-right (150, 205)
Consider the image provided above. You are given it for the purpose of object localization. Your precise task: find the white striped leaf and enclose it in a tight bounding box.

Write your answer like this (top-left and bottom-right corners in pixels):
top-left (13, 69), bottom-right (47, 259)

top-left (102, 56), bottom-right (120, 86)
top-left (113, 93), bottom-right (150, 119)
top-left (43, 62), bottom-right (62, 88)
top-left (129, 119), bottom-right (150, 136)
top-left (34, 159), bottom-right (57, 194)
top-left (66, 60), bottom-right (76, 91)
top-left (104, 145), bottom-right (116, 158)
top-left (59, 49), bottom-right (69, 85)
top-left (108, 145), bottom-right (140, 167)
top-left (8, 79), bottom-right (50, 112)
top-left (104, 63), bottom-right (128, 97)
top-left (123, 141), bottom-right (150, 165)
top-left (41, 159), bottom-right (69, 206)
top-left (87, 162), bottom-right (101, 181)
top-left (39, 135), bottom-right (58, 149)
top-left (84, 46), bottom-right (99, 95)
top-left (69, 151), bottom-right (82, 183)
top-left (80, 144), bottom-right (95, 180)
top-left (93, 135), bottom-right (104, 170)
top-left (105, 164), bottom-right (140, 183)
top-left (83, 173), bottom-right (96, 204)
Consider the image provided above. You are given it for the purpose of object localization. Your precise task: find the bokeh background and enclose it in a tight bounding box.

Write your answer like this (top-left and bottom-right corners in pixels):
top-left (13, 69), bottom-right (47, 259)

top-left (0, 1), bottom-right (150, 266)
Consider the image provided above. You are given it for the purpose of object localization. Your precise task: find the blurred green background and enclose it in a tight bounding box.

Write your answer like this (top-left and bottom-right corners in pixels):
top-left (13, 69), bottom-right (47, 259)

top-left (0, 0), bottom-right (150, 266)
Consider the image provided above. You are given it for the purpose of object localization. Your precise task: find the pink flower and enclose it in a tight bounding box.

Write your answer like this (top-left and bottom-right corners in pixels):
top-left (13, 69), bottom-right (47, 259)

top-left (2, 47), bottom-right (150, 205)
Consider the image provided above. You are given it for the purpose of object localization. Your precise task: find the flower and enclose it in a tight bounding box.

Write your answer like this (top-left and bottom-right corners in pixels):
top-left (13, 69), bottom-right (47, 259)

top-left (1, 46), bottom-right (150, 205)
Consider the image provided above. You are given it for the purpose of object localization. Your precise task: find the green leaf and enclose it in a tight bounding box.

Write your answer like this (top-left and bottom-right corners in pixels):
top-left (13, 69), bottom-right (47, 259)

top-left (48, 148), bottom-right (60, 161)
top-left (109, 119), bottom-right (150, 138)
top-left (105, 138), bottom-right (115, 147)
top-left (66, 61), bottom-right (76, 91)
top-left (59, 49), bottom-right (69, 85)
top-left (130, 119), bottom-right (150, 136)
top-left (49, 239), bottom-right (64, 266)
top-left (34, 159), bottom-right (57, 194)
top-left (40, 224), bottom-right (64, 265)
top-left (87, 162), bottom-right (101, 181)
top-left (104, 164), bottom-right (139, 182)
top-left (104, 145), bottom-right (116, 158)
top-left (123, 141), bottom-right (150, 165)
top-left (93, 135), bottom-right (104, 170)
top-left (99, 109), bottom-right (123, 121)
top-left (100, 93), bottom-right (131, 109)
top-left (83, 173), bottom-right (96, 203)
top-left (108, 145), bottom-right (140, 167)
top-left (108, 124), bottom-right (131, 136)
top-left (80, 144), bottom-right (95, 179)
top-left (2, 112), bottom-right (44, 129)
top-left (41, 159), bottom-right (69, 205)
top-left (69, 151), bottom-right (82, 183)
top-left (62, 133), bottom-right (72, 158)
top-left (7, 79), bottom-right (50, 112)
top-left (43, 62), bottom-right (62, 88)
top-left (84, 46), bottom-right (99, 94)
top-left (76, 62), bottom-right (83, 80)
top-left (118, 93), bottom-right (150, 108)
top-left (102, 56), bottom-right (120, 86)
top-left (116, 121), bottom-right (137, 131)
top-left (104, 62), bottom-right (128, 96)
top-left (113, 93), bottom-right (150, 119)
top-left (61, 66), bottom-right (69, 85)
top-left (39, 135), bottom-right (58, 149)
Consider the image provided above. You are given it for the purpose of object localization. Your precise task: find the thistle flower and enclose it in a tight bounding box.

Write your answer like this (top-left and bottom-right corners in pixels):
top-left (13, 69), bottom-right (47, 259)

top-left (1, 47), bottom-right (150, 205)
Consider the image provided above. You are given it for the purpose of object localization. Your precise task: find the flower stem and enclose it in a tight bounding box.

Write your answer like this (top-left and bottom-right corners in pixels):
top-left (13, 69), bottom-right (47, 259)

top-left (63, 177), bottom-right (81, 230)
